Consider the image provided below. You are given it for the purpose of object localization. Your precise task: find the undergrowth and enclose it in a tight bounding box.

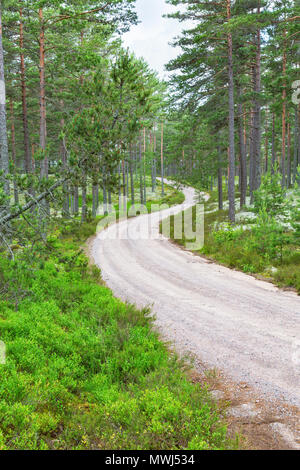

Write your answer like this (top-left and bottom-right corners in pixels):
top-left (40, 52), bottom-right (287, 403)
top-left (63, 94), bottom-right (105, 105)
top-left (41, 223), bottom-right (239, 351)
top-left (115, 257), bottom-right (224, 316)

top-left (166, 181), bottom-right (300, 294)
top-left (0, 184), bottom-right (231, 450)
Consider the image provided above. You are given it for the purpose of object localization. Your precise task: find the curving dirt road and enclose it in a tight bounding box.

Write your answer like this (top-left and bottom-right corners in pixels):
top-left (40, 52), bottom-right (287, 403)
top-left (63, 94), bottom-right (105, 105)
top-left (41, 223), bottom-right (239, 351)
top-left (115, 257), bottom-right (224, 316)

top-left (92, 183), bottom-right (300, 408)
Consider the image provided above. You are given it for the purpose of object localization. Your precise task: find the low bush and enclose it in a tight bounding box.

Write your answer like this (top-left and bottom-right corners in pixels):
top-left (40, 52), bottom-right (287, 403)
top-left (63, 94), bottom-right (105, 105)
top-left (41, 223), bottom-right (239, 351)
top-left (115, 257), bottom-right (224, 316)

top-left (0, 226), bottom-right (230, 450)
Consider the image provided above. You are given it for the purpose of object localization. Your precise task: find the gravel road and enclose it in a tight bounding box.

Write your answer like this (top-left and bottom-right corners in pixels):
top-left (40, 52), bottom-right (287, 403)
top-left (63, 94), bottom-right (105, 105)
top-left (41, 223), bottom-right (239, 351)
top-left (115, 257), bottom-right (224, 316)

top-left (92, 184), bottom-right (300, 406)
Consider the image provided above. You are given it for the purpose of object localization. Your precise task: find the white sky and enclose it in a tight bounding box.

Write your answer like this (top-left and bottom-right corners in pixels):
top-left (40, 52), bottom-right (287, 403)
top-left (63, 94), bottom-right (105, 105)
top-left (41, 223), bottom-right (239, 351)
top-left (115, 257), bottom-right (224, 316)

top-left (123, 0), bottom-right (188, 79)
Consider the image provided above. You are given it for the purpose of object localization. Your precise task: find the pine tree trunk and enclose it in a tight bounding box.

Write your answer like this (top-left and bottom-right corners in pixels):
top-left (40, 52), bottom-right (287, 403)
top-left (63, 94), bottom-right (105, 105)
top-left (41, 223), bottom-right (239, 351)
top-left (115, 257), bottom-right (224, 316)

top-left (249, 105), bottom-right (254, 197)
top-left (161, 122), bottom-right (165, 196)
top-left (287, 119), bottom-right (291, 188)
top-left (0, 7), bottom-right (9, 198)
top-left (19, 8), bottom-right (31, 175)
top-left (60, 110), bottom-right (69, 215)
top-left (139, 133), bottom-right (143, 204)
top-left (74, 187), bottom-right (79, 215)
top-left (122, 159), bottom-right (126, 210)
top-left (103, 175), bottom-right (108, 215)
top-left (218, 144), bottom-right (223, 210)
top-left (252, 18), bottom-right (262, 193)
top-left (298, 105), bottom-right (300, 180)
top-left (39, 9), bottom-right (47, 179)
top-left (108, 184), bottom-right (112, 213)
top-left (130, 145), bottom-right (135, 205)
top-left (226, 0), bottom-right (235, 223)
top-left (238, 87), bottom-right (247, 208)
top-left (81, 180), bottom-right (87, 223)
top-left (281, 28), bottom-right (287, 188)
top-left (271, 112), bottom-right (276, 174)
top-left (143, 128), bottom-right (146, 203)
top-left (264, 109), bottom-right (269, 173)
top-left (9, 98), bottom-right (19, 204)
top-left (293, 108), bottom-right (298, 184)
top-left (92, 183), bottom-right (99, 218)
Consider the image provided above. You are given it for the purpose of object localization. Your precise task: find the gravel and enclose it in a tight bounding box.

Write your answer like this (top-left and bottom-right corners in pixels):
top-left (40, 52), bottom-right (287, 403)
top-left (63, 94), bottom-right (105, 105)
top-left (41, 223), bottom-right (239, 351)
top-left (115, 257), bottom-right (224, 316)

top-left (92, 183), bottom-right (300, 407)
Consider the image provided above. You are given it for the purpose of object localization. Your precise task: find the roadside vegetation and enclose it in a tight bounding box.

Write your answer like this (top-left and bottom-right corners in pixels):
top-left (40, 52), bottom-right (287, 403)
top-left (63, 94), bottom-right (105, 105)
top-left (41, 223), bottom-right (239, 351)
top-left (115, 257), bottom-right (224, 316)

top-left (0, 183), bottom-right (233, 451)
top-left (166, 174), bottom-right (300, 294)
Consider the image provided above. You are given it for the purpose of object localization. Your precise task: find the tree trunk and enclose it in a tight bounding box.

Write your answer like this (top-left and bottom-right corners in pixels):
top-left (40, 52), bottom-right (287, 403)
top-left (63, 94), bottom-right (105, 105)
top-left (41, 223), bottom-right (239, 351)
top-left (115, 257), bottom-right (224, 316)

top-left (130, 145), bottom-right (135, 205)
top-left (143, 127), bottom-right (146, 203)
top-left (218, 143), bottom-right (223, 210)
top-left (281, 28), bottom-right (287, 188)
top-left (60, 108), bottom-right (69, 216)
top-left (237, 87), bottom-right (247, 208)
top-left (19, 8), bottom-right (31, 175)
top-left (287, 119), bottom-right (291, 188)
top-left (293, 108), bottom-right (298, 184)
top-left (252, 18), bottom-right (262, 194)
top-left (271, 112), bottom-right (276, 174)
top-left (161, 122), bottom-right (165, 196)
top-left (264, 109), bottom-right (269, 173)
top-left (122, 159), bottom-right (126, 210)
top-left (139, 133), bottom-right (143, 204)
top-left (81, 180), bottom-right (87, 223)
top-left (226, 0), bottom-right (235, 223)
top-left (298, 105), bottom-right (300, 184)
top-left (103, 175), bottom-right (108, 215)
top-left (92, 183), bottom-right (99, 218)
top-left (9, 98), bottom-right (19, 205)
top-left (39, 9), bottom-right (47, 180)
top-left (74, 186), bottom-right (79, 215)
top-left (0, 7), bottom-right (9, 198)
top-left (108, 184), bottom-right (112, 213)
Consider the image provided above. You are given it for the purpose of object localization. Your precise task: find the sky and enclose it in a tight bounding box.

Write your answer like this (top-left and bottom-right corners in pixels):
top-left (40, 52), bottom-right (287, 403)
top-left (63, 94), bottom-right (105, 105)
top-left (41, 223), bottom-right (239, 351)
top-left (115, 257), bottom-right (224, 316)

top-left (122, 0), bottom-right (188, 79)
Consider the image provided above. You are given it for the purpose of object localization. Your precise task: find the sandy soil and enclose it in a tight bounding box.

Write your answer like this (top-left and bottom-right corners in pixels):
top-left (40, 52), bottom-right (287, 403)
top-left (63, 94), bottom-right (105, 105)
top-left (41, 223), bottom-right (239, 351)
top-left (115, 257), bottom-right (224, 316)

top-left (91, 182), bottom-right (300, 449)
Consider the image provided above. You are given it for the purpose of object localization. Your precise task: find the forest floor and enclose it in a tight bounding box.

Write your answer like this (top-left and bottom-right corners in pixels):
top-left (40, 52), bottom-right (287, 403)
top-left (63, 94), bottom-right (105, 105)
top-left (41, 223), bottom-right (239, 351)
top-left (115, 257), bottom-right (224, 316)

top-left (1, 181), bottom-right (234, 450)
top-left (90, 181), bottom-right (300, 450)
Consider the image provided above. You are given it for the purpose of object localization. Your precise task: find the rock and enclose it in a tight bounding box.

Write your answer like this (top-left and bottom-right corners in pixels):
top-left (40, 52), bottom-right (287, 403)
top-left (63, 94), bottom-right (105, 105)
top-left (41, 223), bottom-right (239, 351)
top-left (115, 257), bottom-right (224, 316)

top-left (270, 422), bottom-right (300, 450)
top-left (227, 403), bottom-right (260, 419)
top-left (210, 390), bottom-right (225, 401)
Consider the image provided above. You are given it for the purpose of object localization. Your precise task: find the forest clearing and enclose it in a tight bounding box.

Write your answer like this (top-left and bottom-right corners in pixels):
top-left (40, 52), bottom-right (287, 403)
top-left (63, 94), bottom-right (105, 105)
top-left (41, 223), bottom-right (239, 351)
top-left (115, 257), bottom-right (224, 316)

top-left (0, 0), bottom-right (299, 454)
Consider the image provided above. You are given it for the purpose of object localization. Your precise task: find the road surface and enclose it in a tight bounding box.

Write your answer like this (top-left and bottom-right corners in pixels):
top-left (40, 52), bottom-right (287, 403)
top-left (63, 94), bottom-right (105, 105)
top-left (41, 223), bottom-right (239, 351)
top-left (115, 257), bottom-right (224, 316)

top-left (92, 183), bottom-right (300, 406)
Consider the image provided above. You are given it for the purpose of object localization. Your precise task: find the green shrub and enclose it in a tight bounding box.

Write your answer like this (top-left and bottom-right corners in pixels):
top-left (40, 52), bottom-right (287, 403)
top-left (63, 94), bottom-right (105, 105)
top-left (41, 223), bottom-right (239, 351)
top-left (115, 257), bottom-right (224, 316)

top-left (0, 229), bottom-right (230, 450)
top-left (253, 171), bottom-right (286, 217)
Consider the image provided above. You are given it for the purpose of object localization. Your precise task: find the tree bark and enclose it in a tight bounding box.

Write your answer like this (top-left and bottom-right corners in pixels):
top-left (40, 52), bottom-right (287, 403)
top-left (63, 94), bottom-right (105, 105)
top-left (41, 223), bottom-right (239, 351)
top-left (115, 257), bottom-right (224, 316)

top-left (237, 87), bottom-right (247, 208)
top-left (81, 180), bottom-right (87, 223)
top-left (0, 7), bottom-right (9, 198)
top-left (161, 122), bottom-right (165, 196)
top-left (218, 143), bottom-right (223, 210)
top-left (92, 183), bottom-right (99, 218)
top-left (287, 119), bottom-right (291, 187)
top-left (252, 9), bottom-right (262, 194)
top-left (39, 8), bottom-right (47, 179)
top-left (271, 112), bottom-right (276, 174)
top-left (139, 133), bottom-right (144, 204)
top-left (281, 28), bottom-right (287, 188)
top-left (9, 98), bottom-right (19, 205)
top-left (19, 8), bottom-right (31, 175)
top-left (264, 109), bottom-right (269, 173)
top-left (293, 108), bottom-right (298, 184)
top-left (226, 0), bottom-right (235, 223)
top-left (130, 145), bottom-right (135, 205)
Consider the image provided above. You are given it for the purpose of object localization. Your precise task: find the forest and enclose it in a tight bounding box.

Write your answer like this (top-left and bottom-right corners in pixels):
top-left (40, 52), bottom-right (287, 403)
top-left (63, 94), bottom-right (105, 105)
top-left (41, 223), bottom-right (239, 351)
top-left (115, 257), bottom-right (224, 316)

top-left (0, 0), bottom-right (299, 452)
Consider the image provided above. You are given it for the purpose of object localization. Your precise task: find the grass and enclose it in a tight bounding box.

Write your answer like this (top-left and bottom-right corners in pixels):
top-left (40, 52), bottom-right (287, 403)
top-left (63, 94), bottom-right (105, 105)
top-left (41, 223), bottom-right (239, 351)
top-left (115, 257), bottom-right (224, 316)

top-left (165, 186), bottom-right (300, 295)
top-left (0, 184), bottom-right (232, 451)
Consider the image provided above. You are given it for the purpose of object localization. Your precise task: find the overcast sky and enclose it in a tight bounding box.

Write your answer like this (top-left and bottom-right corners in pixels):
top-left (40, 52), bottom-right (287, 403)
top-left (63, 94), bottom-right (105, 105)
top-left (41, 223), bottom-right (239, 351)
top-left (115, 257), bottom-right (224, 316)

top-left (122, 0), bottom-right (187, 79)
